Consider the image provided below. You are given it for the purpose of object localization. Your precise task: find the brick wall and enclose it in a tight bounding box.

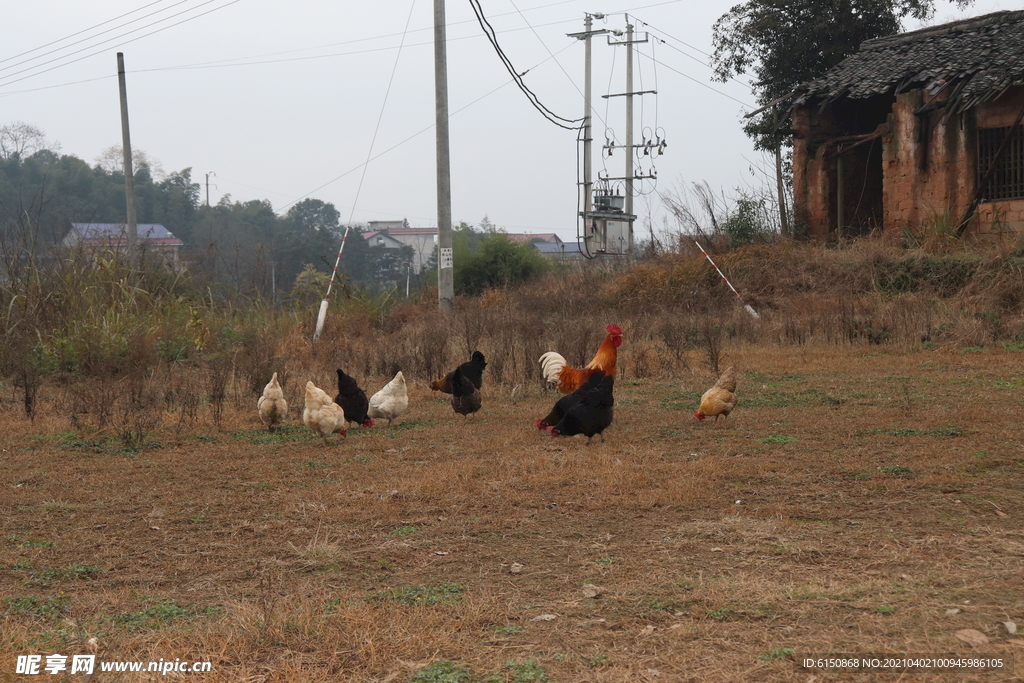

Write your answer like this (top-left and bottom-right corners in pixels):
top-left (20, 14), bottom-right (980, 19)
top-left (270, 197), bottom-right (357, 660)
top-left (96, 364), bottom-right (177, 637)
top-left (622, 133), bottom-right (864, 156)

top-left (793, 85), bottom-right (1024, 237)
top-left (974, 86), bottom-right (1024, 234)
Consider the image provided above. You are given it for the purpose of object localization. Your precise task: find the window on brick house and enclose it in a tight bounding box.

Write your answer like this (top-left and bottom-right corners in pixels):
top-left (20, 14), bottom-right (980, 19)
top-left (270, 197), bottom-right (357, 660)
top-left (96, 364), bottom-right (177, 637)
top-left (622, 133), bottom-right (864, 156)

top-left (977, 126), bottom-right (1024, 201)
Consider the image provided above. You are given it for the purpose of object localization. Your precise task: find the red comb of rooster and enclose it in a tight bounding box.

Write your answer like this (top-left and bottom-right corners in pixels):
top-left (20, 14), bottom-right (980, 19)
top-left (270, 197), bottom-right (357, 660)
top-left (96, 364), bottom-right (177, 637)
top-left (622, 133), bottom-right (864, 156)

top-left (606, 324), bottom-right (622, 335)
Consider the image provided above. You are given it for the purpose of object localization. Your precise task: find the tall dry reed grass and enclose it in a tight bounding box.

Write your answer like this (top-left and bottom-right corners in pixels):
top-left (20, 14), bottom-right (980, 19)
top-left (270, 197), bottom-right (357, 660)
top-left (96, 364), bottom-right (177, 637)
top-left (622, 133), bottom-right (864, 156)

top-left (3, 233), bottom-right (1024, 430)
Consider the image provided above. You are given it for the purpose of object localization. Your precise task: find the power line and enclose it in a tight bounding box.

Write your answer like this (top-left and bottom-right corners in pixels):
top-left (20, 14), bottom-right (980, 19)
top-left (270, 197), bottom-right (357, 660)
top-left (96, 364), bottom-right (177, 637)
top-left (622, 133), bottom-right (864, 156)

top-left (631, 14), bottom-right (755, 90)
top-left (507, 0), bottom-right (581, 98)
top-left (0, 0), bottom-right (199, 77)
top-left (468, 0), bottom-right (582, 130)
top-left (279, 42), bottom-right (575, 212)
top-left (0, 0), bottom-right (242, 90)
top-left (646, 54), bottom-right (753, 108)
top-left (343, 0), bottom-right (417, 226)
top-left (0, 0), bottom-right (172, 68)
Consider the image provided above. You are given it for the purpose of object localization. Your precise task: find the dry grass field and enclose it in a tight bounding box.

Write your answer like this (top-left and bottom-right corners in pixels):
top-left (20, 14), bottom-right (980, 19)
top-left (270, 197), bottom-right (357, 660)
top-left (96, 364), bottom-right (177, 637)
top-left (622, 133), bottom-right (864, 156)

top-left (3, 342), bottom-right (1024, 682)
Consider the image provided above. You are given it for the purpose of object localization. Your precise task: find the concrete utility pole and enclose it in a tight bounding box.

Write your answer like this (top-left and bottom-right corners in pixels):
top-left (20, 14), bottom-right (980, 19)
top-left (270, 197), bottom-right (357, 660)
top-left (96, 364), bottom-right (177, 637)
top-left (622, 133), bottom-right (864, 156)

top-left (205, 171), bottom-right (215, 207)
top-left (116, 52), bottom-right (138, 259)
top-left (434, 0), bottom-right (454, 310)
top-left (568, 14), bottom-right (609, 258)
top-left (624, 19), bottom-right (634, 246)
top-left (603, 18), bottom-right (655, 254)
top-left (582, 13), bottom-right (596, 221)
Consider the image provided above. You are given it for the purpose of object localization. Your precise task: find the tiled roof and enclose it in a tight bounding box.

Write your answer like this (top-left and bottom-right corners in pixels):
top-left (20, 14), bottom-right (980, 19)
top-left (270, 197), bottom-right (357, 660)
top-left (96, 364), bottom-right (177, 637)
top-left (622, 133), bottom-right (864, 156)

top-left (505, 233), bottom-right (559, 244)
top-left (70, 223), bottom-right (183, 246)
top-left (387, 227), bottom-right (437, 235)
top-left (792, 10), bottom-right (1024, 114)
top-left (533, 240), bottom-right (582, 254)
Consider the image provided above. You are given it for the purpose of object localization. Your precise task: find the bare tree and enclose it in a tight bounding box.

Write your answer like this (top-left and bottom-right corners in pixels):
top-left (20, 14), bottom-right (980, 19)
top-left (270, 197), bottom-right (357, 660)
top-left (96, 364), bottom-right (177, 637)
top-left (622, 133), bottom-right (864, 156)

top-left (661, 180), bottom-right (731, 243)
top-left (0, 122), bottom-right (55, 159)
top-left (95, 144), bottom-right (164, 178)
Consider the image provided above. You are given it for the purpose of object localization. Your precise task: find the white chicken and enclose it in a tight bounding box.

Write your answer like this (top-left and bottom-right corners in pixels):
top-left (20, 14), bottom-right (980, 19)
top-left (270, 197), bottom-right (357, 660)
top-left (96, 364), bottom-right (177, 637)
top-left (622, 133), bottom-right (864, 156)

top-left (257, 372), bottom-right (288, 431)
top-left (367, 371), bottom-right (408, 427)
top-left (303, 380), bottom-right (347, 444)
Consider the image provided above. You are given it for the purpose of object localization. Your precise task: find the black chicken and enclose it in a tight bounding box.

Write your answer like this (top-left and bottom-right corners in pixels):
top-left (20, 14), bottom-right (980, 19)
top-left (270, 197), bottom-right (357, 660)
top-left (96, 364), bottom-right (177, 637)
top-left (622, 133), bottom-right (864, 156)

top-left (546, 375), bottom-right (614, 442)
top-left (536, 370), bottom-right (605, 430)
top-left (334, 368), bottom-right (374, 427)
top-left (450, 366), bottom-right (482, 417)
top-left (430, 351), bottom-right (487, 393)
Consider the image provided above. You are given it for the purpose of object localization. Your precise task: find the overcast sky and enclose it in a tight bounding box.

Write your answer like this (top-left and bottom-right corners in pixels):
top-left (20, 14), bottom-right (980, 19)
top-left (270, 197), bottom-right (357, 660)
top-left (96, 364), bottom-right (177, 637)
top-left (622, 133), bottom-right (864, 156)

top-left (0, 0), bottom-right (1012, 241)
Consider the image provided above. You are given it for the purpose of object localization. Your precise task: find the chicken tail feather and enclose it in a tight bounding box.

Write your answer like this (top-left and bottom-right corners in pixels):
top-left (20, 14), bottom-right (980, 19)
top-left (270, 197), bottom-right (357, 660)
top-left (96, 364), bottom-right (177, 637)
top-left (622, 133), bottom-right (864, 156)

top-left (539, 352), bottom-right (567, 386)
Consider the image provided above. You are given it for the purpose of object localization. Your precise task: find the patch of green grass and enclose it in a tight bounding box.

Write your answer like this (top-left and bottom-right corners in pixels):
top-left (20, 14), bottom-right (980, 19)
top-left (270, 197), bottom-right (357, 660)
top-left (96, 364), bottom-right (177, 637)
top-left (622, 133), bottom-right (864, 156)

top-left (58, 434), bottom-right (145, 456)
top-left (5, 595), bottom-right (70, 617)
top-left (494, 624), bottom-right (525, 635)
top-left (233, 423), bottom-right (318, 445)
top-left (594, 556), bottom-right (613, 566)
top-left (648, 598), bottom-right (684, 613)
top-left (390, 525), bottom-right (419, 537)
top-left (875, 605), bottom-right (897, 615)
top-left (405, 660), bottom-right (471, 683)
top-left (369, 583), bottom-right (465, 607)
top-left (759, 646), bottom-right (794, 662)
top-left (1003, 342), bottom-right (1024, 352)
top-left (861, 426), bottom-right (961, 437)
top-left (386, 420), bottom-right (436, 437)
top-left (7, 535), bottom-right (55, 548)
top-left (880, 465), bottom-right (913, 477)
top-left (115, 599), bottom-right (218, 631)
top-left (760, 435), bottom-right (798, 444)
top-left (24, 564), bottom-right (100, 587)
top-left (584, 654), bottom-right (612, 670)
top-left (708, 607), bottom-right (730, 620)
top-left (500, 660), bottom-right (549, 682)
top-left (962, 346), bottom-right (986, 354)
top-left (662, 391), bottom-right (703, 410)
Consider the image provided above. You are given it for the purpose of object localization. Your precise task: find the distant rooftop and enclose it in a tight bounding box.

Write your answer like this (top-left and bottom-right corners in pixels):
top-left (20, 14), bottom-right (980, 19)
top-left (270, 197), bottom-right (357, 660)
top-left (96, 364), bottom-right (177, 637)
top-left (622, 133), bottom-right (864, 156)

top-left (69, 223), bottom-right (183, 246)
top-left (533, 240), bottom-right (582, 254)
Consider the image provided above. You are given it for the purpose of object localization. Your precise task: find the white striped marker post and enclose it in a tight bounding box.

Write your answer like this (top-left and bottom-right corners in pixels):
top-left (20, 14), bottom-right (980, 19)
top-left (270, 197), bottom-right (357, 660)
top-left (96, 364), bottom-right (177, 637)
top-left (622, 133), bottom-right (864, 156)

top-left (694, 240), bottom-right (760, 319)
top-left (314, 226), bottom-right (351, 340)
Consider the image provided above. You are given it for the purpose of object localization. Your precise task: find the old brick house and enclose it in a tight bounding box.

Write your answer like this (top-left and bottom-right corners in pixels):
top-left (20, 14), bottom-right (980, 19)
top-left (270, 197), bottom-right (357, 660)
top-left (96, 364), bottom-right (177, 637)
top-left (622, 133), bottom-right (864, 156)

top-left (789, 10), bottom-right (1024, 238)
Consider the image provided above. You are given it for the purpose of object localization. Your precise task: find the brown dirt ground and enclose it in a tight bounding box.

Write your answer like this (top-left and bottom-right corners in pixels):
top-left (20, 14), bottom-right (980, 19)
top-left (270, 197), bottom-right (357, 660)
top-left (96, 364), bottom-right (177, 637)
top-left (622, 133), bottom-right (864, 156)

top-left (2, 345), bottom-right (1024, 682)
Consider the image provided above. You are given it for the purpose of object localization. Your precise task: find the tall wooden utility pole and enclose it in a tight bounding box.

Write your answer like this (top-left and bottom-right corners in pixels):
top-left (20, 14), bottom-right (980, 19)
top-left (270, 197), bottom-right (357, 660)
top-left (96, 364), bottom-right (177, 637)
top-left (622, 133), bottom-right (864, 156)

top-left (434, 0), bottom-right (454, 310)
top-left (116, 52), bottom-right (138, 259)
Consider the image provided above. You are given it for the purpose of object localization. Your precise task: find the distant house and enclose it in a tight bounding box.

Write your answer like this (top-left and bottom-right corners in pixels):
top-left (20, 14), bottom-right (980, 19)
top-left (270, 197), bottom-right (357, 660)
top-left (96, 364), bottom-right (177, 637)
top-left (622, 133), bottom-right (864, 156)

top-left (366, 220), bottom-right (437, 273)
top-left (63, 223), bottom-right (184, 270)
top-left (789, 10), bottom-right (1024, 238)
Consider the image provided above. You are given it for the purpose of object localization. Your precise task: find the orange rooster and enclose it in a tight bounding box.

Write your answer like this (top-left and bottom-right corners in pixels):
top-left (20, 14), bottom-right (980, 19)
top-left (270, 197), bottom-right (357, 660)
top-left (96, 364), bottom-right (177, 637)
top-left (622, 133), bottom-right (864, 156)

top-left (694, 367), bottom-right (738, 422)
top-left (539, 324), bottom-right (623, 394)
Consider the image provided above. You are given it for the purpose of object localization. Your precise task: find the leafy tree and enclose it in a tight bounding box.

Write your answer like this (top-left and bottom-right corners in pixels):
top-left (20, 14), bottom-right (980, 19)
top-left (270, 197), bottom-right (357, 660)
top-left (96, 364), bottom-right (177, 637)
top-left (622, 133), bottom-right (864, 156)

top-left (723, 191), bottom-right (774, 246)
top-left (455, 232), bottom-right (549, 296)
top-left (711, 0), bottom-right (973, 150)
